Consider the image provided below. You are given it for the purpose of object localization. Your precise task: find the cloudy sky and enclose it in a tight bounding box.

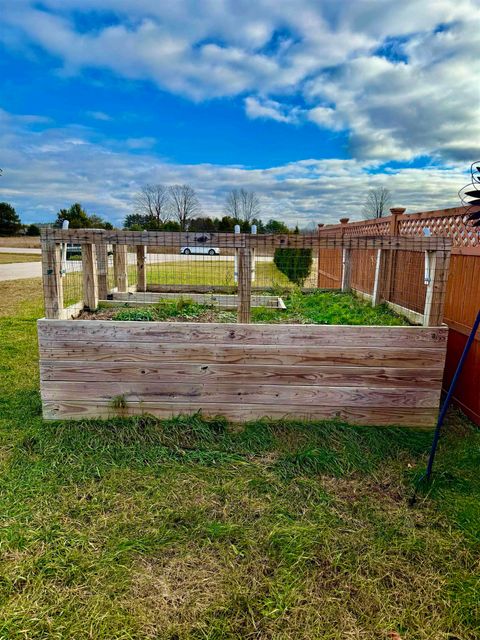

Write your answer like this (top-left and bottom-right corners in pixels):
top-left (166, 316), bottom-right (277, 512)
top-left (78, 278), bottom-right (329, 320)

top-left (0, 0), bottom-right (478, 226)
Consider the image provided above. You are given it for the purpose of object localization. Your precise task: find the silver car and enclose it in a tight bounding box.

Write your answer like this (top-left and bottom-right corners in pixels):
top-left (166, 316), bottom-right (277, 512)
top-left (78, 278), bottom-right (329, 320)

top-left (180, 246), bottom-right (220, 255)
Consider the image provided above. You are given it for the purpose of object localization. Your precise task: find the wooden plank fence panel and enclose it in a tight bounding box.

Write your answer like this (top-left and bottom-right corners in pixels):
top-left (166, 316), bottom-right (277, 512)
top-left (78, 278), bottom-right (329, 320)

top-left (38, 319), bottom-right (448, 426)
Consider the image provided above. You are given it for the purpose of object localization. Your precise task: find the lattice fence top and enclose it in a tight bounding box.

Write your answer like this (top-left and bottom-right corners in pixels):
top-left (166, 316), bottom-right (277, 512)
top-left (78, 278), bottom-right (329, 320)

top-left (344, 220), bottom-right (391, 237)
top-left (397, 212), bottom-right (479, 247)
top-left (319, 206), bottom-right (480, 248)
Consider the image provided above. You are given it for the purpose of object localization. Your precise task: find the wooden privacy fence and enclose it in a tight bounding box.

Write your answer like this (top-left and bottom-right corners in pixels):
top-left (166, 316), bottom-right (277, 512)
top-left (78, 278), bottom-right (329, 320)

top-left (41, 228), bottom-right (451, 326)
top-left (317, 205), bottom-right (480, 424)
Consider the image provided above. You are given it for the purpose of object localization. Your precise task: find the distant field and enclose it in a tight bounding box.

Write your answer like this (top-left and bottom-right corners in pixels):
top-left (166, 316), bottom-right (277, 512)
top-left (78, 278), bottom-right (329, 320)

top-left (0, 236), bottom-right (41, 248)
top-left (0, 253), bottom-right (42, 264)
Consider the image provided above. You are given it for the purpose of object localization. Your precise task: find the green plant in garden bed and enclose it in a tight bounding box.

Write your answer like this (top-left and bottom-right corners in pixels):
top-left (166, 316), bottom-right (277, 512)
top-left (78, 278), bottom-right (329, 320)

top-left (0, 278), bottom-right (480, 638)
top-left (252, 290), bottom-right (409, 325)
top-left (107, 291), bottom-right (409, 325)
top-left (112, 298), bottom-right (211, 322)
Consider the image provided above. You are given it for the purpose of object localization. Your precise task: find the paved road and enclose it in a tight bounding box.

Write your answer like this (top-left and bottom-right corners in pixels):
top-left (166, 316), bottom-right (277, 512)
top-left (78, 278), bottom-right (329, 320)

top-left (0, 247), bottom-right (41, 254)
top-left (0, 261), bottom-right (42, 281)
top-left (0, 252), bottom-right (275, 282)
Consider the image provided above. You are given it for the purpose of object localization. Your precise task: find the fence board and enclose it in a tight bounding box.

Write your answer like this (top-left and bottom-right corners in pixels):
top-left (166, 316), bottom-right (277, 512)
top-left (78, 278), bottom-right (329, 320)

top-left (41, 401), bottom-right (438, 427)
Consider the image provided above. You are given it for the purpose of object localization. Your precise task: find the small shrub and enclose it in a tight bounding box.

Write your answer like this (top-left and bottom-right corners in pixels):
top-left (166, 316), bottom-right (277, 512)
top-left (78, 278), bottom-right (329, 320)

top-left (26, 224), bottom-right (41, 236)
top-left (274, 248), bottom-right (312, 286)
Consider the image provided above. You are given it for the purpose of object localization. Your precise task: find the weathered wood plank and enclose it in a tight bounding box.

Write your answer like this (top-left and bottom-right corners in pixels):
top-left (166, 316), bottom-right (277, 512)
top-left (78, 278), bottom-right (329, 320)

top-left (41, 400), bottom-right (438, 427)
top-left (237, 247), bottom-right (252, 323)
top-left (40, 361), bottom-right (443, 387)
top-left (40, 381), bottom-right (440, 407)
top-left (81, 244), bottom-right (98, 311)
top-left (37, 320), bottom-right (448, 347)
top-left (41, 241), bottom-right (64, 319)
top-left (113, 245), bottom-right (128, 293)
top-left (96, 243), bottom-right (109, 300)
top-left (38, 341), bottom-right (447, 368)
top-left (136, 245), bottom-right (147, 292)
top-left (41, 228), bottom-right (451, 252)
top-left (109, 291), bottom-right (282, 308)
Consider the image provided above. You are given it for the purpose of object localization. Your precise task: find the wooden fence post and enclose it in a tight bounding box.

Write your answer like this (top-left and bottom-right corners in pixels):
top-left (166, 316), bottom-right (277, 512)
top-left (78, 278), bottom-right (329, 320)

top-left (340, 218), bottom-right (351, 292)
top-left (384, 207), bottom-right (406, 302)
top-left (423, 249), bottom-right (450, 326)
top-left (372, 249), bottom-right (386, 306)
top-left (136, 245), bottom-right (147, 292)
top-left (82, 243), bottom-right (99, 311)
top-left (114, 244), bottom-right (128, 292)
top-left (42, 240), bottom-right (64, 319)
top-left (237, 247), bottom-right (252, 323)
top-left (96, 243), bottom-right (108, 299)
top-left (341, 248), bottom-right (351, 292)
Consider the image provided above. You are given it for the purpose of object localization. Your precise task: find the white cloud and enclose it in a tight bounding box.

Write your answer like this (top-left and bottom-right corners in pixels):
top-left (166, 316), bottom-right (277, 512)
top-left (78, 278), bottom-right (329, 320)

top-left (1, 0), bottom-right (477, 162)
top-left (245, 97), bottom-right (302, 124)
top-left (0, 110), bottom-right (470, 228)
top-left (86, 111), bottom-right (111, 121)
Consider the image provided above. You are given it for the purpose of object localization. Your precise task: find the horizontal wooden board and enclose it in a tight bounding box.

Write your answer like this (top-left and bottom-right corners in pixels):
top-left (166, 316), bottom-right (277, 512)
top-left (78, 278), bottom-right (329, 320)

top-left (38, 320), bottom-right (448, 348)
top-left (40, 361), bottom-right (443, 388)
top-left (41, 400), bottom-right (438, 428)
top-left (38, 341), bottom-right (447, 368)
top-left (109, 291), bottom-right (282, 308)
top-left (41, 228), bottom-right (451, 252)
top-left (41, 381), bottom-right (440, 408)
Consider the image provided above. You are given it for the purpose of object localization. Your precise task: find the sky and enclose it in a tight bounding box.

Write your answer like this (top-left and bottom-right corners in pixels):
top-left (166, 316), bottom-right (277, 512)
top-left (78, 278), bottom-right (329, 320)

top-left (0, 0), bottom-right (478, 227)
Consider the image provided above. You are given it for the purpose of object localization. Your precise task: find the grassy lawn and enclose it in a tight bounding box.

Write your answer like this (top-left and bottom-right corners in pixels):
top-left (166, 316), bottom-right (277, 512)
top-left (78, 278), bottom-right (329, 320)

top-left (1, 279), bottom-right (479, 638)
top-left (0, 253), bottom-right (42, 264)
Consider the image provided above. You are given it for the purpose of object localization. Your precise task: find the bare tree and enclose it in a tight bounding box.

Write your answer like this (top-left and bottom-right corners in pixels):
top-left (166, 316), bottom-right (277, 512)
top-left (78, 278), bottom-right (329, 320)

top-left (225, 188), bottom-right (260, 223)
top-left (134, 184), bottom-right (170, 225)
top-left (225, 189), bottom-right (241, 219)
top-left (362, 187), bottom-right (392, 219)
top-left (169, 184), bottom-right (201, 230)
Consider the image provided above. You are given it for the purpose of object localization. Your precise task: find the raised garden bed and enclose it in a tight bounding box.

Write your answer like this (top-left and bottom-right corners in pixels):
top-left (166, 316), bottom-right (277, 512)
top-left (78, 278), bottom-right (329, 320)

top-left (38, 229), bottom-right (451, 427)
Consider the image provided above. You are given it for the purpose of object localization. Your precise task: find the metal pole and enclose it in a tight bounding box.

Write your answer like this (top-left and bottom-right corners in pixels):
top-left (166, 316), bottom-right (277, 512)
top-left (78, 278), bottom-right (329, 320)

top-left (234, 224), bottom-right (240, 284)
top-left (425, 309), bottom-right (480, 482)
top-left (251, 224), bottom-right (257, 282)
top-left (60, 219), bottom-right (69, 277)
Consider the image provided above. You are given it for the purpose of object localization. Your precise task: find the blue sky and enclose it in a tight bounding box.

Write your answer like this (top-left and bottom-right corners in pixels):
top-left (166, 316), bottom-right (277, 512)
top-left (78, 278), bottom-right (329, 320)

top-left (0, 1), bottom-right (478, 226)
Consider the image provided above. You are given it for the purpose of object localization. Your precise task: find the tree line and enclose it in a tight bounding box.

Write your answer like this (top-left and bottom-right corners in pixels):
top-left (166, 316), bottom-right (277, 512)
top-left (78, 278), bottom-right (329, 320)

top-left (0, 184), bottom-right (394, 237)
top-left (124, 184), bottom-right (294, 233)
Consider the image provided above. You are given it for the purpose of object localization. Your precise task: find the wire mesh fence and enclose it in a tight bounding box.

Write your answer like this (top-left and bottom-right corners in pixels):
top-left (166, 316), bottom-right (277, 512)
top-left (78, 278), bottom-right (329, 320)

top-left (40, 228), bottom-right (451, 326)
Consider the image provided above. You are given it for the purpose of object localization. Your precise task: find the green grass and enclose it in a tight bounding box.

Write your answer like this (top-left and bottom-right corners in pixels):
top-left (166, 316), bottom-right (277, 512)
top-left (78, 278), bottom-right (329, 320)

top-left (0, 252), bottom-right (42, 264)
top-left (0, 279), bottom-right (479, 638)
top-left (106, 291), bottom-right (409, 325)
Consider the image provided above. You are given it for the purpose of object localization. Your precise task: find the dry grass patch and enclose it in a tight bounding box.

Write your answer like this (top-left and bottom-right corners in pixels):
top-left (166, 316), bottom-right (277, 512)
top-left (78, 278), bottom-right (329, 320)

top-left (0, 236), bottom-right (40, 248)
top-left (128, 547), bottom-right (238, 638)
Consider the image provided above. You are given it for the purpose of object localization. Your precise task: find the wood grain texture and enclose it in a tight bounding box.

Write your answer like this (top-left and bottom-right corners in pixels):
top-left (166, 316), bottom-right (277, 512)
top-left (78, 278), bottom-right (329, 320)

top-left (38, 319), bottom-right (448, 426)
top-left (40, 362), bottom-right (443, 388)
top-left (39, 342), bottom-right (447, 368)
top-left (41, 401), bottom-right (438, 427)
top-left (37, 320), bottom-right (448, 347)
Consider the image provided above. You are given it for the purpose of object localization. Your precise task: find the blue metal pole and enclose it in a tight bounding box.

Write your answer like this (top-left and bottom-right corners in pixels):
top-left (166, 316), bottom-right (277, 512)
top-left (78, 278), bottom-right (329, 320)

top-left (425, 309), bottom-right (480, 482)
